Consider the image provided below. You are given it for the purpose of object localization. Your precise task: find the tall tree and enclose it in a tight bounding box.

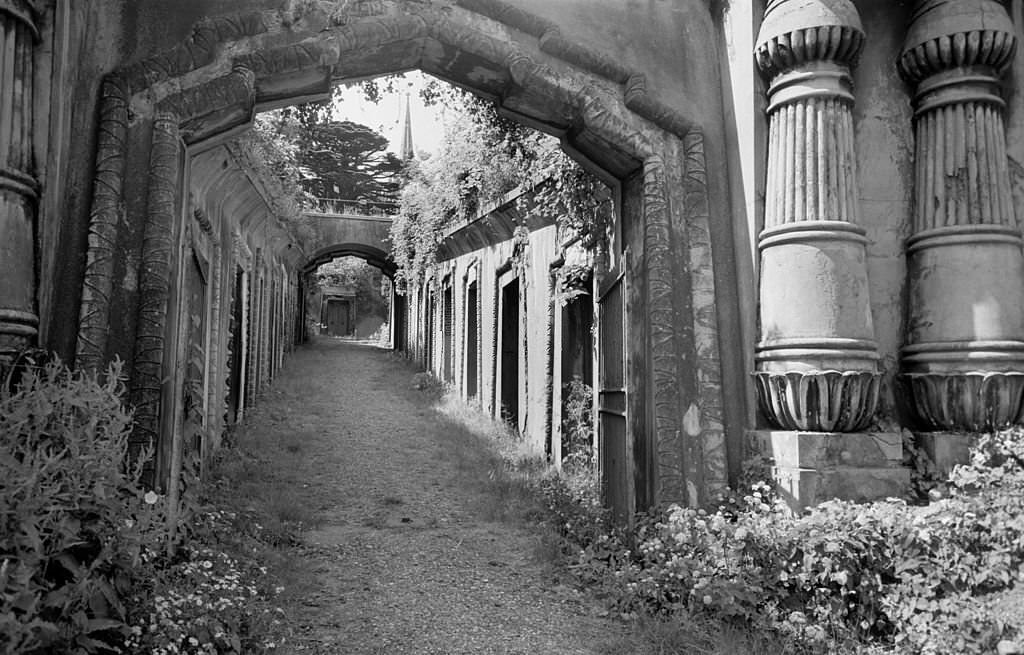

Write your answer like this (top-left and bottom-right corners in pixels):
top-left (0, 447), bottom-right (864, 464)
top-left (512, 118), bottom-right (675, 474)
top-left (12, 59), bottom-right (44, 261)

top-left (296, 121), bottom-right (403, 201)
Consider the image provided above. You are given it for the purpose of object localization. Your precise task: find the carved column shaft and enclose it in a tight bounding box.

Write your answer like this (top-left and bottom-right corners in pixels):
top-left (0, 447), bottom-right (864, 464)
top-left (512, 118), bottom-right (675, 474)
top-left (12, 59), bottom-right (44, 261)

top-left (0, 3), bottom-right (38, 360)
top-left (899, 0), bottom-right (1024, 432)
top-left (129, 112), bottom-right (182, 481)
top-left (753, 0), bottom-right (881, 432)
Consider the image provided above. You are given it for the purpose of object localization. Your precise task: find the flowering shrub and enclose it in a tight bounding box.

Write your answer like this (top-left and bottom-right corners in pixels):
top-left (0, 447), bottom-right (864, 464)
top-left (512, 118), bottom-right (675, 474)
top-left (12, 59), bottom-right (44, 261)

top-left (541, 430), bottom-right (1024, 654)
top-left (124, 510), bottom-right (286, 654)
top-left (0, 358), bottom-right (164, 653)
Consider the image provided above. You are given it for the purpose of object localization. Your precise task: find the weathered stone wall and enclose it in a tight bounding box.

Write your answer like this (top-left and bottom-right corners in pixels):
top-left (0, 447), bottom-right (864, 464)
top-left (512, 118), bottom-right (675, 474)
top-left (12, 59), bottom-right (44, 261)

top-left (426, 211), bottom-right (562, 453)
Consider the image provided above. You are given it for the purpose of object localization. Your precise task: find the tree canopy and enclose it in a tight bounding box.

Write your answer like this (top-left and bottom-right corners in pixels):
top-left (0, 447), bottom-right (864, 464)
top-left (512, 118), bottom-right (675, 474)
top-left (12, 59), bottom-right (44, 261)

top-left (256, 110), bottom-right (402, 202)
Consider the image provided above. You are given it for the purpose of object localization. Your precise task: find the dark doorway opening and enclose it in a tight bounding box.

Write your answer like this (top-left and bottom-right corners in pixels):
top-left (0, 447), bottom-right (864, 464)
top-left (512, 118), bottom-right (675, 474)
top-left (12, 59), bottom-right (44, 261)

top-left (425, 292), bottom-right (435, 371)
top-left (466, 281), bottom-right (479, 400)
top-left (560, 294), bottom-right (594, 463)
top-left (443, 284), bottom-right (454, 382)
top-left (226, 267), bottom-right (245, 425)
top-left (499, 279), bottom-right (520, 429)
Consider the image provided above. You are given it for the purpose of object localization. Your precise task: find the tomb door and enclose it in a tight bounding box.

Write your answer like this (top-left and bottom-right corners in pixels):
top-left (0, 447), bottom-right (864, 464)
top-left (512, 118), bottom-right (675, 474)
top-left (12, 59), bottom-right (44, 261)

top-left (598, 271), bottom-right (633, 522)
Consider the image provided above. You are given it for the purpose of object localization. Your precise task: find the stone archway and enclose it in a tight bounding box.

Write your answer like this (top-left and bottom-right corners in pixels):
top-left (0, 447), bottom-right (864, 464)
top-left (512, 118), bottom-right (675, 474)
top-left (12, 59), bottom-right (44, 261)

top-left (72, 0), bottom-right (741, 511)
top-left (304, 243), bottom-right (396, 279)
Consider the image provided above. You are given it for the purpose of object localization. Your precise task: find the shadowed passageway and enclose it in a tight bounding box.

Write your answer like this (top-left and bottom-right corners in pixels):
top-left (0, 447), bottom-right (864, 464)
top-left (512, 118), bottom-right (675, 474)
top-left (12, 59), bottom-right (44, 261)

top-left (230, 339), bottom-right (624, 654)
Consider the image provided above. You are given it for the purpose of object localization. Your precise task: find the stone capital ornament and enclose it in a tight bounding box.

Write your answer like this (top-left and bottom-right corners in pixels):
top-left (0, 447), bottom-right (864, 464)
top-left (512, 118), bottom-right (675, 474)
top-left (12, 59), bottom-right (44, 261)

top-left (753, 0), bottom-right (881, 432)
top-left (898, 0), bottom-right (1024, 432)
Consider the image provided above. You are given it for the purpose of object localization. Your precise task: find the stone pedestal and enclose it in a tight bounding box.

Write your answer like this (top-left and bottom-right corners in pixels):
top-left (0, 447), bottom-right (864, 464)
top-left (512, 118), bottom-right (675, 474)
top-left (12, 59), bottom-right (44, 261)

top-left (0, 2), bottom-right (39, 362)
top-left (913, 431), bottom-right (975, 477)
top-left (898, 0), bottom-right (1024, 432)
top-left (750, 430), bottom-right (910, 510)
top-left (753, 0), bottom-right (881, 433)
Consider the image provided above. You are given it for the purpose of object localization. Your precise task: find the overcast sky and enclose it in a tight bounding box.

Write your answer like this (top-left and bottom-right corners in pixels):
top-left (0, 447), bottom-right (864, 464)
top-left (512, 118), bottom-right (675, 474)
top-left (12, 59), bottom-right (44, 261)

top-left (331, 71), bottom-right (447, 157)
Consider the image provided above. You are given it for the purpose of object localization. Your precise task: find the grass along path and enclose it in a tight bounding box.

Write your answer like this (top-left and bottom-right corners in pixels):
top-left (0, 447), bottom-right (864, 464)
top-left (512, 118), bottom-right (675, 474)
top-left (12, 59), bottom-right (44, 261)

top-left (213, 338), bottom-right (626, 654)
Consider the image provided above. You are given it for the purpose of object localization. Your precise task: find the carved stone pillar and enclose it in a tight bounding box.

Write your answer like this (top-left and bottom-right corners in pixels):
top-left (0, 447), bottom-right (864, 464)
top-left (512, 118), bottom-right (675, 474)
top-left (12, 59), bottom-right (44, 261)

top-left (0, 1), bottom-right (39, 361)
top-left (898, 0), bottom-right (1024, 433)
top-left (753, 0), bottom-right (881, 432)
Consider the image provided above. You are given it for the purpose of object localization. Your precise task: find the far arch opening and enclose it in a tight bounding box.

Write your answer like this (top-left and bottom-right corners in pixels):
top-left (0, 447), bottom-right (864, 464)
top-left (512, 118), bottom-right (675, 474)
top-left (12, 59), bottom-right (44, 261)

top-left (302, 244), bottom-right (397, 280)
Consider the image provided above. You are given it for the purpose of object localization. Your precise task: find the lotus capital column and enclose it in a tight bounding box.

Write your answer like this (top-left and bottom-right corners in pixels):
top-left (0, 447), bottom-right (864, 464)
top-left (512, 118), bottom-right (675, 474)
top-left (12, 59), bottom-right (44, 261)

top-left (753, 0), bottom-right (881, 432)
top-left (0, 1), bottom-right (39, 362)
top-left (898, 0), bottom-right (1024, 432)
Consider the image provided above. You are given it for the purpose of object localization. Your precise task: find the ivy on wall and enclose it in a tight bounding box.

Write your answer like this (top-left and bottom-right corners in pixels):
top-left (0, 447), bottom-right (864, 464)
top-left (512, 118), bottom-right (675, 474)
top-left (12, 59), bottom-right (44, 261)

top-left (387, 85), bottom-right (612, 292)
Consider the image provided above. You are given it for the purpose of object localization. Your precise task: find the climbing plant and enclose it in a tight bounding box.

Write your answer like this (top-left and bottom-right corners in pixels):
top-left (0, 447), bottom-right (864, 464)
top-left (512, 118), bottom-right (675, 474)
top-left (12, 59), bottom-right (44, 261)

top-left (388, 83), bottom-right (612, 291)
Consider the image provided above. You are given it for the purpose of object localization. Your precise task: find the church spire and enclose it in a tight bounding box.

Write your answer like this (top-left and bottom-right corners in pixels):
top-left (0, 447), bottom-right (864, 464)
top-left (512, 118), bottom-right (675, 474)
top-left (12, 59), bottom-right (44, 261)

top-left (399, 93), bottom-right (415, 161)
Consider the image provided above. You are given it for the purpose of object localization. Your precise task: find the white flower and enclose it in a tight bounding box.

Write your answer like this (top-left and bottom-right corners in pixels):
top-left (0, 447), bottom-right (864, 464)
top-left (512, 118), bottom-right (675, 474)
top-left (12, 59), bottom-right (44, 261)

top-left (733, 527), bottom-right (749, 540)
top-left (144, 491), bottom-right (160, 505)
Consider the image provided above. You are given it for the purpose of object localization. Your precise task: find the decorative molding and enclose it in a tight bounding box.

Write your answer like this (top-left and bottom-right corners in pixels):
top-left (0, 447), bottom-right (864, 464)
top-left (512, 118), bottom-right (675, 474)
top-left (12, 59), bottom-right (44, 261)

top-left (76, 76), bottom-right (130, 372)
top-left (644, 155), bottom-right (687, 503)
top-left (754, 370), bottom-right (881, 432)
top-left (754, 0), bottom-right (864, 79)
top-left (682, 131), bottom-right (727, 496)
top-left (903, 371), bottom-right (1024, 432)
top-left (897, 0), bottom-right (1016, 86)
top-left (128, 113), bottom-right (182, 470)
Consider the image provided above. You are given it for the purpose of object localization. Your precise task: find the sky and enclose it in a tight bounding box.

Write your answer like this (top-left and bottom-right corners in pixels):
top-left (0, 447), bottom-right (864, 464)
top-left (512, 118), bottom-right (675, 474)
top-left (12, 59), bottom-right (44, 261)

top-left (330, 71), bottom-right (447, 157)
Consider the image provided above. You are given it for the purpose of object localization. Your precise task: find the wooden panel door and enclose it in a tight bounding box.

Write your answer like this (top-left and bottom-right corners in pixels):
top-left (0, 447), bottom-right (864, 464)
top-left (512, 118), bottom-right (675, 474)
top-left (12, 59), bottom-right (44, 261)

top-left (598, 272), bottom-right (632, 522)
top-left (326, 299), bottom-right (350, 336)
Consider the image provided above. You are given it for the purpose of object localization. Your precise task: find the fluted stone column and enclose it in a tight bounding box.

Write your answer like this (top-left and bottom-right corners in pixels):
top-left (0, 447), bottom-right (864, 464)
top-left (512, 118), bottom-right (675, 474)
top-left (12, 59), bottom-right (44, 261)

top-left (898, 0), bottom-right (1024, 435)
top-left (754, 0), bottom-right (881, 432)
top-left (0, 2), bottom-right (38, 362)
top-left (750, 0), bottom-right (909, 509)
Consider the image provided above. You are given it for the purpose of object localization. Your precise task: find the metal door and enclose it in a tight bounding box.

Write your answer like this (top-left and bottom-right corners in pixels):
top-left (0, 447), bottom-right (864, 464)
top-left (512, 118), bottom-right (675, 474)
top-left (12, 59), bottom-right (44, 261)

top-left (598, 272), bottom-right (632, 522)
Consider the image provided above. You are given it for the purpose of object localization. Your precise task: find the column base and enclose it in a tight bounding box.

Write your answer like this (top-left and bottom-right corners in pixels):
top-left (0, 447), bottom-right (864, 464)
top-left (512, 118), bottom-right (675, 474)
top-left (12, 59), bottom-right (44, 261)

top-left (749, 430), bottom-right (910, 511)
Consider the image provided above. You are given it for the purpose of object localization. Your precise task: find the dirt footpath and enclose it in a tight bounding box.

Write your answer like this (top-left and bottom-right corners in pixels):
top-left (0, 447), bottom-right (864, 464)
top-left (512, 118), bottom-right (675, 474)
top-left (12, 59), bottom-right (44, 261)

top-left (232, 338), bottom-right (624, 654)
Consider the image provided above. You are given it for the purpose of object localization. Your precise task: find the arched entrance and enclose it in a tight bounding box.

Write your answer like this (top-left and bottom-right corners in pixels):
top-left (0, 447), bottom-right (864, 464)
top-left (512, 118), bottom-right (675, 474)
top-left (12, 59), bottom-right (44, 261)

top-left (302, 243), bottom-right (398, 343)
top-left (72, 0), bottom-right (747, 514)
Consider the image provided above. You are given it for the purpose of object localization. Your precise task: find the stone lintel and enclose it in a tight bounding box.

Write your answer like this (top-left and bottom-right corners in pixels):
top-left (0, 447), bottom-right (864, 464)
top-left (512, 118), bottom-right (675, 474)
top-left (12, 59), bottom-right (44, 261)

top-left (913, 431), bottom-right (976, 476)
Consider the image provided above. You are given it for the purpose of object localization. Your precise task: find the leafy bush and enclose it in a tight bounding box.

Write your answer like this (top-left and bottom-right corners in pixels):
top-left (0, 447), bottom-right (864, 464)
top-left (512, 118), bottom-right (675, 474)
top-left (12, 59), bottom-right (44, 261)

top-left (540, 430), bottom-right (1024, 654)
top-left (1, 358), bottom-right (287, 655)
top-left (561, 378), bottom-right (594, 474)
top-left (0, 358), bottom-right (164, 653)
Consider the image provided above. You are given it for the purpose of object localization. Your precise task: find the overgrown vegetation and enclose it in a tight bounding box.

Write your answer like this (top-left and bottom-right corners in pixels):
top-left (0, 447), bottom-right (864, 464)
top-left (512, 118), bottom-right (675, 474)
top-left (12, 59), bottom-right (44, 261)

top-left (315, 256), bottom-right (391, 323)
top-left (388, 84), bottom-right (611, 292)
top-left (539, 430), bottom-right (1024, 654)
top-left (1, 359), bottom-right (287, 654)
top-left (560, 378), bottom-right (595, 474)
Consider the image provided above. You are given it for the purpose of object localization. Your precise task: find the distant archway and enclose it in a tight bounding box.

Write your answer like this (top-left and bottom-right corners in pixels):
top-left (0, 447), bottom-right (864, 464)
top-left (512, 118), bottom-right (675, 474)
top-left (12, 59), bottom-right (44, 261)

top-left (303, 243), bottom-right (396, 279)
top-left (73, 0), bottom-right (742, 511)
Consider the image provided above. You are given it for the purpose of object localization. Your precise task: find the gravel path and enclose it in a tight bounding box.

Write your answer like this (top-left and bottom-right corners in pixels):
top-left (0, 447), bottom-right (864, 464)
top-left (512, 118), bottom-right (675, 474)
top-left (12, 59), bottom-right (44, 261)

top-left (234, 338), bottom-right (624, 654)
